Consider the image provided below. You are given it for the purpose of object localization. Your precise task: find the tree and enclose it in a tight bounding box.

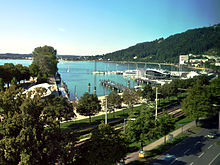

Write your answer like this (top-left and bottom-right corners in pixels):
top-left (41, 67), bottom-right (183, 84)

top-left (0, 86), bottom-right (76, 164)
top-left (107, 91), bottom-right (122, 118)
top-left (15, 64), bottom-right (30, 83)
top-left (181, 84), bottom-right (214, 126)
top-left (122, 89), bottom-right (139, 110)
top-left (142, 84), bottom-right (155, 101)
top-left (0, 78), bottom-right (4, 91)
top-left (1, 63), bottom-right (15, 86)
top-left (76, 92), bottom-right (101, 123)
top-left (10, 77), bottom-right (17, 87)
top-left (36, 72), bottom-right (48, 84)
top-left (208, 78), bottom-right (220, 106)
top-left (156, 110), bottom-right (175, 143)
top-left (29, 63), bottom-right (40, 77)
top-left (126, 107), bottom-right (155, 150)
top-left (32, 46), bottom-right (58, 75)
top-left (75, 122), bottom-right (127, 165)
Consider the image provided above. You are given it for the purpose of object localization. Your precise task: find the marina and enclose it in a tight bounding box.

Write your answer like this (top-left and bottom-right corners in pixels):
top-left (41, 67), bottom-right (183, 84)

top-left (0, 59), bottom-right (192, 100)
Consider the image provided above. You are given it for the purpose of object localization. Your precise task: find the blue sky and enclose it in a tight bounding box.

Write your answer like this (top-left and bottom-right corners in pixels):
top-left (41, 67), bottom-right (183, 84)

top-left (0, 0), bottom-right (220, 55)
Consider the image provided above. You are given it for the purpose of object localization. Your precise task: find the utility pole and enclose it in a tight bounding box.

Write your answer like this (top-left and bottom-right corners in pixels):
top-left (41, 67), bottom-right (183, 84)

top-left (105, 97), bottom-right (108, 124)
top-left (155, 87), bottom-right (158, 120)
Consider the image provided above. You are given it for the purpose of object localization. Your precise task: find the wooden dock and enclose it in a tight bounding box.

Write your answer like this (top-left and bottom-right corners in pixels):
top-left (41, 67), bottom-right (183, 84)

top-left (99, 80), bottom-right (129, 92)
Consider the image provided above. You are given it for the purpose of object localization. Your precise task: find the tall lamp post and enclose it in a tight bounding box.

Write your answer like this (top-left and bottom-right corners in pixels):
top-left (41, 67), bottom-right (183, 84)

top-left (155, 87), bottom-right (159, 120)
top-left (105, 97), bottom-right (108, 124)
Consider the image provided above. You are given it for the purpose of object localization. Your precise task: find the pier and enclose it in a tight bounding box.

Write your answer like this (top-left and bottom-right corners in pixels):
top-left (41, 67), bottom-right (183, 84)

top-left (99, 80), bottom-right (129, 92)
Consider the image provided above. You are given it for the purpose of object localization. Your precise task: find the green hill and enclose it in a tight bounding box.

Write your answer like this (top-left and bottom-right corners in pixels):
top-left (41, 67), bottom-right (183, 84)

top-left (101, 24), bottom-right (220, 63)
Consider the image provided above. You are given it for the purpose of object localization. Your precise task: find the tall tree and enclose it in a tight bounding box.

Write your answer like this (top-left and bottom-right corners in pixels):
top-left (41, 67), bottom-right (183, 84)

top-left (181, 84), bottom-right (214, 125)
top-left (76, 92), bottom-right (101, 123)
top-left (122, 89), bottom-right (139, 110)
top-left (126, 107), bottom-right (155, 150)
top-left (142, 84), bottom-right (155, 101)
top-left (0, 86), bottom-right (76, 164)
top-left (32, 46), bottom-right (58, 75)
top-left (75, 122), bottom-right (127, 165)
top-left (156, 110), bottom-right (175, 143)
top-left (29, 63), bottom-right (40, 77)
top-left (208, 78), bottom-right (220, 106)
top-left (107, 91), bottom-right (122, 118)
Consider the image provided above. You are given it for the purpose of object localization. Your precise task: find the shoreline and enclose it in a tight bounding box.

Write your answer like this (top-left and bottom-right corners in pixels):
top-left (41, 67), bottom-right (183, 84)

top-left (0, 58), bottom-right (177, 67)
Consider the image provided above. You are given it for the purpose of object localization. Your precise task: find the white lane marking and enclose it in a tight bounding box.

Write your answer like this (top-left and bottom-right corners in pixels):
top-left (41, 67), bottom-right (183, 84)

top-left (208, 144), bottom-right (213, 149)
top-left (209, 153), bottom-right (220, 165)
top-left (194, 141), bottom-right (200, 146)
top-left (190, 162), bottom-right (194, 165)
top-left (184, 148), bottom-right (191, 154)
top-left (198, 152), bottom-right (204, 158)
top-left (170, 158), bottom-right (176, 164)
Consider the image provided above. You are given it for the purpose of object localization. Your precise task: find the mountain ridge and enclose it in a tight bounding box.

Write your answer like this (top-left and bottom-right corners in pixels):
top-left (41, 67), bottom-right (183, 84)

top-left (100, 24), bottom-right (220, 63)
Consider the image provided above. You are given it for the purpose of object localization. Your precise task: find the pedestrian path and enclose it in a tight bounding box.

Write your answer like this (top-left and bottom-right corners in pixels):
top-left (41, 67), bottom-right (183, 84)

top-left (125, 121), bottom-right (196, 164)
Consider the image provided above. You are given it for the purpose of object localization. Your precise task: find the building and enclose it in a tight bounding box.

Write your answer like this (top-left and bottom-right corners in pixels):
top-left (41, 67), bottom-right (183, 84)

top-left (145, 69), bottom-right (170, 79)
top-left (189, 59), bottom-right (209, 63)
top-left (179, 55), bottom-right (189, 65)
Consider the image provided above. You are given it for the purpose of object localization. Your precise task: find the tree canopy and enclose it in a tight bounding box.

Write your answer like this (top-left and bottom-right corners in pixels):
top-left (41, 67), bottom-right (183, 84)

top-left (32, 45), bottom-right (58, 76)
top-left (0, 63), bottom-right (30, 86)
top-left (122, 89), bottom-right (139, 109)
top-left (181, 83), bottom-right (214, 125)
top-left (76, 92), bottom-right (101, 123)
top-left (142, 84), bottom-right (155, 101)
top-left (126, 107), bottom-right (155, 150)
top-left (0, 86), bottom-right (76, 164)
top-left (106, 91), bottom-right (122, 118)
top-left (75, 122), bottom-right (127, 165)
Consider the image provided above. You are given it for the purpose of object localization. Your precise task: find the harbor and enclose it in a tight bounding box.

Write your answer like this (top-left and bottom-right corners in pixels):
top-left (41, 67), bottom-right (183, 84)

top-left (0, 59), bottom-right (197, 100)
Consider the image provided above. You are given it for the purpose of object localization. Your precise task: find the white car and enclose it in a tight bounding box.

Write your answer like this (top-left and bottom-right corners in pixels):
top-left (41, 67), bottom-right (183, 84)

top-left (207, 131), bottom-right (216, 139)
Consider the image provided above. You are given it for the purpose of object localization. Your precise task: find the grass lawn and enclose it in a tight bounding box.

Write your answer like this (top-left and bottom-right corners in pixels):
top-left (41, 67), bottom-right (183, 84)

top-left (60, 104), bottom-right (147, 130)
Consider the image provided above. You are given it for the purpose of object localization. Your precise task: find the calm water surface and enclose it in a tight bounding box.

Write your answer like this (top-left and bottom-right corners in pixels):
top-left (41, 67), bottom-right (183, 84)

top-left (0, 59), bottom-right (181, 99)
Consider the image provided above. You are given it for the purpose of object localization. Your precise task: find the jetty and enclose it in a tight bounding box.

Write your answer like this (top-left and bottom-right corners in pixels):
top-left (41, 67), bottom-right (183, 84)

top-left (99, 80), bottom-right (129, 92)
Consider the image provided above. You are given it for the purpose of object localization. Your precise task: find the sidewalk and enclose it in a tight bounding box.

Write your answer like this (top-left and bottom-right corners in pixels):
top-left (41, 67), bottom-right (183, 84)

top-left (125, 121), bottom-right (196, 164)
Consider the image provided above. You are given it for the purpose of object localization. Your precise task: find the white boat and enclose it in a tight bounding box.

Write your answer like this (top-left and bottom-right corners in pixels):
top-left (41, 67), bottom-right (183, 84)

top-left (93, 71), bottom-right (105, 74)
top-left (123, 70), bottom-right (137, 77)
top-left (67, 66), bottom-right (70, 72)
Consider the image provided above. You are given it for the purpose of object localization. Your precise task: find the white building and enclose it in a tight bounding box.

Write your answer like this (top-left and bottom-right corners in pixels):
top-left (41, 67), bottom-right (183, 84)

top-left (179, 55), bottom-right (189, 65)
top-left (186, 71), bottom-right (199, 78)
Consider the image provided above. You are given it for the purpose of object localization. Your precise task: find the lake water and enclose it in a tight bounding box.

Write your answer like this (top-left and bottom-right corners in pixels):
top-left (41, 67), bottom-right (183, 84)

top-left (0, 59), bottom-right (182, 99)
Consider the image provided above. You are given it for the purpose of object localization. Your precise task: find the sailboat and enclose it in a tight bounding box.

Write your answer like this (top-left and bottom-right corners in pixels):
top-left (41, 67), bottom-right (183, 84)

top-left (67, 66), bottom-right (70, 72)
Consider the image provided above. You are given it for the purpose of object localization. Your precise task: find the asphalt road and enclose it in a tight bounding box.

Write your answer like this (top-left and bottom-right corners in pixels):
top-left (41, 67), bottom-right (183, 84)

top-left (148, 128), bottom-right (220, 165)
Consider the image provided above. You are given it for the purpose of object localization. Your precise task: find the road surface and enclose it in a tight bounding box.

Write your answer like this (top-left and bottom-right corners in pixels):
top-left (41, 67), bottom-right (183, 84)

top-left (149, 128), bottom-right (220, 165)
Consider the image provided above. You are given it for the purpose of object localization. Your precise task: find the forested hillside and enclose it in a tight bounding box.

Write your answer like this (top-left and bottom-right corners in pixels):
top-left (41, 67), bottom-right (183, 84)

top-left (101, 24), bottom-right (220, 63)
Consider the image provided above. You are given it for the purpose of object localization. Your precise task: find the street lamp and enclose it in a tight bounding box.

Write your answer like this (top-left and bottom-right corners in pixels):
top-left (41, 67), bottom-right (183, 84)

top-left (105, 97), bottom-right (108, 124)
top-left (155, 87), bottom-right (160, 120)
top-left (177, 123), bottom-right (184, 134)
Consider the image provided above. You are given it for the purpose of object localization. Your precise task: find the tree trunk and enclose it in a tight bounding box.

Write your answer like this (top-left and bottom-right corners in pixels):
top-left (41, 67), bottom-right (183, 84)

top-left (195, 118), bottom-right (198, 126)
top-left (140, 141), bottom-right (143, 151)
